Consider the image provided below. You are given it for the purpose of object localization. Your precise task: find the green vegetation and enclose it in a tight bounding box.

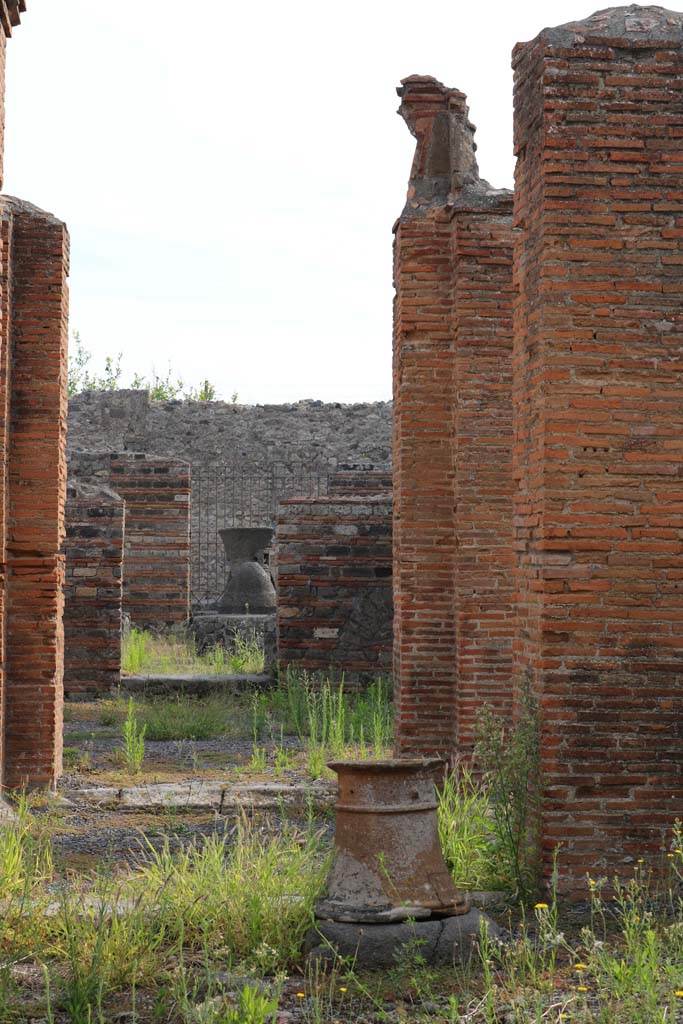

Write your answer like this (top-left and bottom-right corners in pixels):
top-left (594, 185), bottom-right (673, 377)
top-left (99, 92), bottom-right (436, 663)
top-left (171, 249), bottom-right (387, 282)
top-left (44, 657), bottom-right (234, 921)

top-left (249, 673), bottom-right (393, 779)
top-left (0, 807), bottom-right (327, 1022)
top-left (0, 797), bottom-right (681, 1022)
top-left (48, 683), bottom-right (682, 1020)
top-left (437, 765), bottom-right (504, 892)
top-left (67, 331), bottom-right (231, 403)
top-left (119, 698), bottom-right (146, 773)
top-left (474, 681), bottom-right (541, 900)
top-left (121, 628), bottom-right (264, 677)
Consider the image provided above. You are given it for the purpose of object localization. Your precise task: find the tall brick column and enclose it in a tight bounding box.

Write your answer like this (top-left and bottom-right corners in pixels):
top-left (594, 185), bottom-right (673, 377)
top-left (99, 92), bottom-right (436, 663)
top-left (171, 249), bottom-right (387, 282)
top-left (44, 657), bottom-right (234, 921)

top-left (393, 77), bottom-right (514, 757)
top-left (0, 3), bottom-right (70, 793)
top-left (512, 5), bottom-right (683, 891)
top-left (2, 200), bottom-right (69, 789)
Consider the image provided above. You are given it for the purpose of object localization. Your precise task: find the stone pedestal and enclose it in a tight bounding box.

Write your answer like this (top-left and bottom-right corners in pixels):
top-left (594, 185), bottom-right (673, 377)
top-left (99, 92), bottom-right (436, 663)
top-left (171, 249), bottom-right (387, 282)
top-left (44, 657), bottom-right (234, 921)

top-left (191, 612), bottom-right (276, 676)
top-left (305, 910), bottom-right (501, 968)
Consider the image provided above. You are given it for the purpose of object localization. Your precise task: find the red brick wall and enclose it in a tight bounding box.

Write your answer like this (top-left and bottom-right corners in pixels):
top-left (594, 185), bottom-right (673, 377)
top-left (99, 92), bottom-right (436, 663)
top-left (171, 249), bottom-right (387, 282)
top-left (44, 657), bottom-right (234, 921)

top-left (277, 495), bottom-right (392, 681)
top-left (393, 77), bottom-right (514, 758)
top-left (69, 452), bottom-right (191, 629)
top-left (63, 484), bottom-right (124, 695)
top-left (2, 199), bottom-right (69, 790)
top-left (512, 7), bottom-right (683, 892)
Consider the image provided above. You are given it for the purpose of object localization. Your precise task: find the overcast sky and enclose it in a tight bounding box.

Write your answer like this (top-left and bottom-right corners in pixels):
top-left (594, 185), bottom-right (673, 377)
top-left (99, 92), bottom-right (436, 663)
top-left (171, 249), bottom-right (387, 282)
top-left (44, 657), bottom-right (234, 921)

top-left (5, 0), bottom-right (679, 404)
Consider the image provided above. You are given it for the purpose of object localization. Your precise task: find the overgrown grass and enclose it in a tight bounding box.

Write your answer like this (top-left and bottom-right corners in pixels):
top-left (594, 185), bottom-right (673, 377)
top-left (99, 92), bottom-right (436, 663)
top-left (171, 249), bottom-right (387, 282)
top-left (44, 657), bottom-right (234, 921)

top-left (438, 766), bottom-right (506, 892)
top-left (0, 807), bottom-right (328, 1020)
top-left (119, 698), bottom-right (146, 773)
top-left (0, 801), bottom-right (682, 1022)
top-left (122, 628), bottom-right (264, 677)
top-left (97, 693), bottom-right (251, 742)
top-left (250, 672), bottom-right (393, 778)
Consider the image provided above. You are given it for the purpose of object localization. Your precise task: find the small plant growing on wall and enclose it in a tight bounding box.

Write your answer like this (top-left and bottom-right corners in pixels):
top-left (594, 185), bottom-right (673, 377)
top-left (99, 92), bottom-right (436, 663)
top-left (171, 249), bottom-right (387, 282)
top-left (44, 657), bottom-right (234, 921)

top-left (68, 331), bottom-right (222, 402)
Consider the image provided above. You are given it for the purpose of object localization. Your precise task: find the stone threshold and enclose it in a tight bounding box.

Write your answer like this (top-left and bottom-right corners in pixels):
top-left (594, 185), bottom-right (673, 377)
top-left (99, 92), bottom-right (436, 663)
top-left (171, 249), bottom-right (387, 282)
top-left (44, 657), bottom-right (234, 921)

top-left (76, 778), bottom-right (335, 813)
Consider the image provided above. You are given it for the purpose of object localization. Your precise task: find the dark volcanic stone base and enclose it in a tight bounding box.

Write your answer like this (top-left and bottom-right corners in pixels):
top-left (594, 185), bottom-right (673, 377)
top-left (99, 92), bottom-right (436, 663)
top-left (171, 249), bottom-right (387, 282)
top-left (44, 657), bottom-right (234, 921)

top-left (304, 909), bottom-right (502, 969)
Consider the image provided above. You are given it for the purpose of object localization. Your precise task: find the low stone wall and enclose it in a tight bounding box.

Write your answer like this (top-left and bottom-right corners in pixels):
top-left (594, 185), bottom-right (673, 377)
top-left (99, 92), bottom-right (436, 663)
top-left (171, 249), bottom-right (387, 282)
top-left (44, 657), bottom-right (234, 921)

top-left (68, 452), bottom-right (191, 629)
top-left (63, 482), bottom-right (124, 695)
top-left (276, 496), bottom-right (393, 681)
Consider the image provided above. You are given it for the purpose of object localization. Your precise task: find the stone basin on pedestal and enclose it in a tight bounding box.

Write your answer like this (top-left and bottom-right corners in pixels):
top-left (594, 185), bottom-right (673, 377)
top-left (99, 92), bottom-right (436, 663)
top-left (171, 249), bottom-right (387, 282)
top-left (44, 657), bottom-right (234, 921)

top-left (306, 758), bottom-right (500, 968)
top-left (216, 527), bottom-right (276, 614)
top-left (317, 758), bottom-right (469, 923)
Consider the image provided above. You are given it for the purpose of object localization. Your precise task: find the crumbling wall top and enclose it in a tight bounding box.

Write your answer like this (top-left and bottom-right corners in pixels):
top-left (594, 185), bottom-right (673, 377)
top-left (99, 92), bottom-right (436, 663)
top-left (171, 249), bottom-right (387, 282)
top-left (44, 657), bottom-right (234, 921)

top-left (397, 75), bottom-right (512, 216)
top-left (1, 1), bottom-right (26, 35)
top-left (397, 75), bottom-right (479, 205)
top-left (514, 4), bottom-right (683, 58)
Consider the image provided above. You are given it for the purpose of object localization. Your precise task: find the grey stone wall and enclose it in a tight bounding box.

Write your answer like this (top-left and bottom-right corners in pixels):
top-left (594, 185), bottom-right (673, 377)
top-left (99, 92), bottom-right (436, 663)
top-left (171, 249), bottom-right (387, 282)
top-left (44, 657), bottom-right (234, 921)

top-left (67, 391), bottom-right (392, 470)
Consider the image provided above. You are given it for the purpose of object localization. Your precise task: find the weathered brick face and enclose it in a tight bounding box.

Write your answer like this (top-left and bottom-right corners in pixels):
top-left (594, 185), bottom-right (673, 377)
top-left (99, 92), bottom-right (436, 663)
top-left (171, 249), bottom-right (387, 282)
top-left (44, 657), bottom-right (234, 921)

top-left (276, 495), bottom-right (393, 681)
top-left (68, 452), bottom-right (191, 629)
top-left (63, 484), bottom-right (124, 695)
top-left (1, 197), bottom-right (69, 790)
top-left (512, 6), bottom-right (683, 891)
top-left (393, 77), bottom-right (514, 758)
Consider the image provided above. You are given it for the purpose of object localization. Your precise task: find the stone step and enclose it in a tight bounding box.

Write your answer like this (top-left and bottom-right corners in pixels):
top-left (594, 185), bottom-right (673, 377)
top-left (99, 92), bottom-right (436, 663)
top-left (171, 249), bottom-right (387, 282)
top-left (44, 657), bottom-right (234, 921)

top-left (77, 778), bottom-right (335, 813)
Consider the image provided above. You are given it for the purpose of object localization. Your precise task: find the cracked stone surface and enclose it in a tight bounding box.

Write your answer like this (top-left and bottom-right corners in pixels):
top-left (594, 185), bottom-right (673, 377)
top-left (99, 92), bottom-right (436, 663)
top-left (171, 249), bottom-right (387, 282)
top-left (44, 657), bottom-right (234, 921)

top-left (304, 909), bottom-right (504, 968)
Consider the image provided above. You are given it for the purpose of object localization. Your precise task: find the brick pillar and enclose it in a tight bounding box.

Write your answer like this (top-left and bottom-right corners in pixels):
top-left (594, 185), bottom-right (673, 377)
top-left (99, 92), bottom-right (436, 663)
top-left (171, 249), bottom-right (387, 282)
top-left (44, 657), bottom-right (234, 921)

top-left (68, 452), bottom-right (191, 629)
top-left (393, 76), bottom-right (514, 757)
top-left (3, 199), bottom-right (69, 789)
top-left (512, 6), bottom-right (683, 892)
top-left (63, 483), bottom-right (124, 696)
top-left (0, 1), bottom-right (27, 799)
top-left (276, 494), bottom-right (393, 682)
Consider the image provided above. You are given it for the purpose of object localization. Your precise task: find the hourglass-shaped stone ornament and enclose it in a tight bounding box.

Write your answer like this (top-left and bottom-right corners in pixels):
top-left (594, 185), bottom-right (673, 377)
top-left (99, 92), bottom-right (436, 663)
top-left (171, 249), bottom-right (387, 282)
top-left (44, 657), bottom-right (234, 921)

top-left (217, 527), bottom-right (276, 614)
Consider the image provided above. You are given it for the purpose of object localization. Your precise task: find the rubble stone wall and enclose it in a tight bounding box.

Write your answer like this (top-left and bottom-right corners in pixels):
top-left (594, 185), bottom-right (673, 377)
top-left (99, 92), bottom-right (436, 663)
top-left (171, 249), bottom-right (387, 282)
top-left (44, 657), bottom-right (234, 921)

top-left (68, 452), bottom-right (190, 629)
top-left (276, 495), bottom-right (393, 681)
top-left (63, 484), bottom-right (124, 695)
top-left (67, 391), bottom-right (392, 472)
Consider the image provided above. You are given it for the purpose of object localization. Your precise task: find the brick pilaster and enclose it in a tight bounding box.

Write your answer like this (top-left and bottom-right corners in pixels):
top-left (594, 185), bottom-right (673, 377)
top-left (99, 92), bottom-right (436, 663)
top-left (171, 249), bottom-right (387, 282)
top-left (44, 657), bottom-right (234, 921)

top-left (512, 5), bottom-right (683, 892)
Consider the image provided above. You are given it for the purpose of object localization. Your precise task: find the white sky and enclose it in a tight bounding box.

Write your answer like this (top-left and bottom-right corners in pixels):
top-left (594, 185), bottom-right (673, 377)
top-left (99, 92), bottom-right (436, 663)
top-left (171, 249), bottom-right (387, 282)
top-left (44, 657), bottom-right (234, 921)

top-left (5, 0), bottom-right (679, 403)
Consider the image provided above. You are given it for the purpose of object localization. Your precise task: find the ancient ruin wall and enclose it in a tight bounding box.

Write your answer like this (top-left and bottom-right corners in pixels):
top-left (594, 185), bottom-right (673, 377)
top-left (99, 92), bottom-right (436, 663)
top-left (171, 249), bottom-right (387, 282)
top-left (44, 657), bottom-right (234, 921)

top-left (1, 197), bottom-right (69, 790)
top-left (68, 452), bottom-right (190, 629)
top-left (392, 77), bottom-right (514, 757)
top-left (277, 495), bottom-right (393, 680)
top-left (68, 393), bottom-right (392, 604)
top-left (63, 484), bottom-right (124, 695)
top-left (67, 391), bottom-right (392, 471)
top-left (512, 5), bottom-right (683, 892)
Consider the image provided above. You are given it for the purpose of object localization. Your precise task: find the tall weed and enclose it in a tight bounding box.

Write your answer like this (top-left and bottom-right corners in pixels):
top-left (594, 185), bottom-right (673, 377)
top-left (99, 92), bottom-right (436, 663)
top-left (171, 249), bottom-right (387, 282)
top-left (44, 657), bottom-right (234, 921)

top-left (474, 680), bottom-right (540, 901)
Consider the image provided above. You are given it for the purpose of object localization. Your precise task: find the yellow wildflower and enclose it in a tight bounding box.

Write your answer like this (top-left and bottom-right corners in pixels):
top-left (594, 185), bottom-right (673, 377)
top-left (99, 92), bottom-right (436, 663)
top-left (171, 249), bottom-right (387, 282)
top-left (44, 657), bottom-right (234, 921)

top-left (574, 963), bottom-right (589, 971)
top-left (534, 902), bottom-right (549, 910)
top-left (577, 985), bottom-right (588, 993)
